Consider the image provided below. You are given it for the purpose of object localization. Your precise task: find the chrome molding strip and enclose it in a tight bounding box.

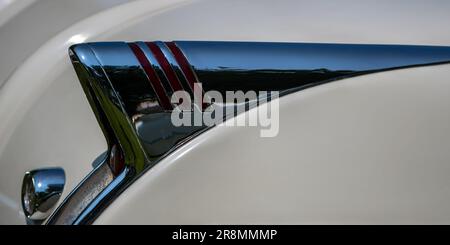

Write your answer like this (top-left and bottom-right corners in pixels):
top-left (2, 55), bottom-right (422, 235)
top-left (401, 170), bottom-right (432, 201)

top-left (129, 42), bottom-right (172, 111)
top-left (166, 42), bottom-right (201, 93)
top-left (177, 42), bottom-right (450, 94)
top-left (156, 41), bottom-right (194, 96)
top-left (46, 161), bottom-right (114, 224)
top-left (72, 166), bottom-right (133, 224)
top-left (47, 41), bottom-right (450, 225)
top-left (135, 42), bottom-right (175, 107)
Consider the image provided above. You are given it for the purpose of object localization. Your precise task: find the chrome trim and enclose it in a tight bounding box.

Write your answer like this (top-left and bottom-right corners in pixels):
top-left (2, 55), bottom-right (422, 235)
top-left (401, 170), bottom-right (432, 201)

top-left (21, 168), bottom-right (65, 224)
top-left (136, 41), bottom-right (174, 100)
top-left (155, 41), bottom-right (192, 95)
top-left (47, 43), bottom-right (149, 225)
top-left (47, 41), bottom-right (450, 225)
top-left (73, 166), bottom-right (132, 224)
top-left (70, 43), bottom-right (149, 171)
top-left (176, 42), bottom-right (450, 94)
top-left (46, 162), bottom-right (114, 225)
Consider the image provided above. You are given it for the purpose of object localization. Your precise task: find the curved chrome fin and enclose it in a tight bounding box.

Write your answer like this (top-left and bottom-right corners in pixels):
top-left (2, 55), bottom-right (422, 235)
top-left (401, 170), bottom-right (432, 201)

top-left (48, 41), bottom-right (450, 225)
top-left (70, 41), bottom-right (450, 171)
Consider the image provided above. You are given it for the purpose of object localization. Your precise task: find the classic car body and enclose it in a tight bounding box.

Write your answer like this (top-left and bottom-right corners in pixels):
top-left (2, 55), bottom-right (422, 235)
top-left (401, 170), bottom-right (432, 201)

top-left (1, 0), bottom-right (450, 224)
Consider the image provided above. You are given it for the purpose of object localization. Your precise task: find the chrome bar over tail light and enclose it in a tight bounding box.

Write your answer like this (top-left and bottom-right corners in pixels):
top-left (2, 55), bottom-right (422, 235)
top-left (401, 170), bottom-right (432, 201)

top-left (46, 41), bottom-right (450, 224)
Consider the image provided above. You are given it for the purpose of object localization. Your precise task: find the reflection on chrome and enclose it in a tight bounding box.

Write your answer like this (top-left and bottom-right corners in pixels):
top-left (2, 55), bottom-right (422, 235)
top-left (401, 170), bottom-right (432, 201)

top-left (21, 168), bottom-right (65, 224)
top-left (46, 41), bottom-right (450, 225)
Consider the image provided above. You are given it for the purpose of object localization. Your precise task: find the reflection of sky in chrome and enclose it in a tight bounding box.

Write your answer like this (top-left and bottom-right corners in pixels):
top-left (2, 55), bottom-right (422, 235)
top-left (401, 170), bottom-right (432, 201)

top-left (177, 41), bottom-right (450, 72)
top-left (89, 42), bottom-right (142, 67)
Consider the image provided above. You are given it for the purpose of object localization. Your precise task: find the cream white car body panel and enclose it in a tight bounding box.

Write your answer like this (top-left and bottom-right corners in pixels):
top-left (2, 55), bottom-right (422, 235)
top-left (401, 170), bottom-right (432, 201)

top-left (0, 0), bottom-right (450, 224)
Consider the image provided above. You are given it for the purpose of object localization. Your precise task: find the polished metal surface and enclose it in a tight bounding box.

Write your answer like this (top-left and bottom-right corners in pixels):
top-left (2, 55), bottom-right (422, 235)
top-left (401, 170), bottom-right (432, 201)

top-left (177, 41), bottom-right (450, 94)
top-left (48, 41), bottom-right (450, 225)
top-left (21, 168), bottom-right (65, 224)
top-left (71, 41), bottom-right (450, 166)
top-left (72, 166), bottom-right (131, 224)
top-left (46, 162), bottom-right (114, 225)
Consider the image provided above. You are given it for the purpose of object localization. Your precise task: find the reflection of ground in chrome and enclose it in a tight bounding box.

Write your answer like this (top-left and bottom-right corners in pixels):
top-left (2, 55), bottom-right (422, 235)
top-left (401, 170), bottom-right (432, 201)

top-left (170, 83), bottom-right (279, 137)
